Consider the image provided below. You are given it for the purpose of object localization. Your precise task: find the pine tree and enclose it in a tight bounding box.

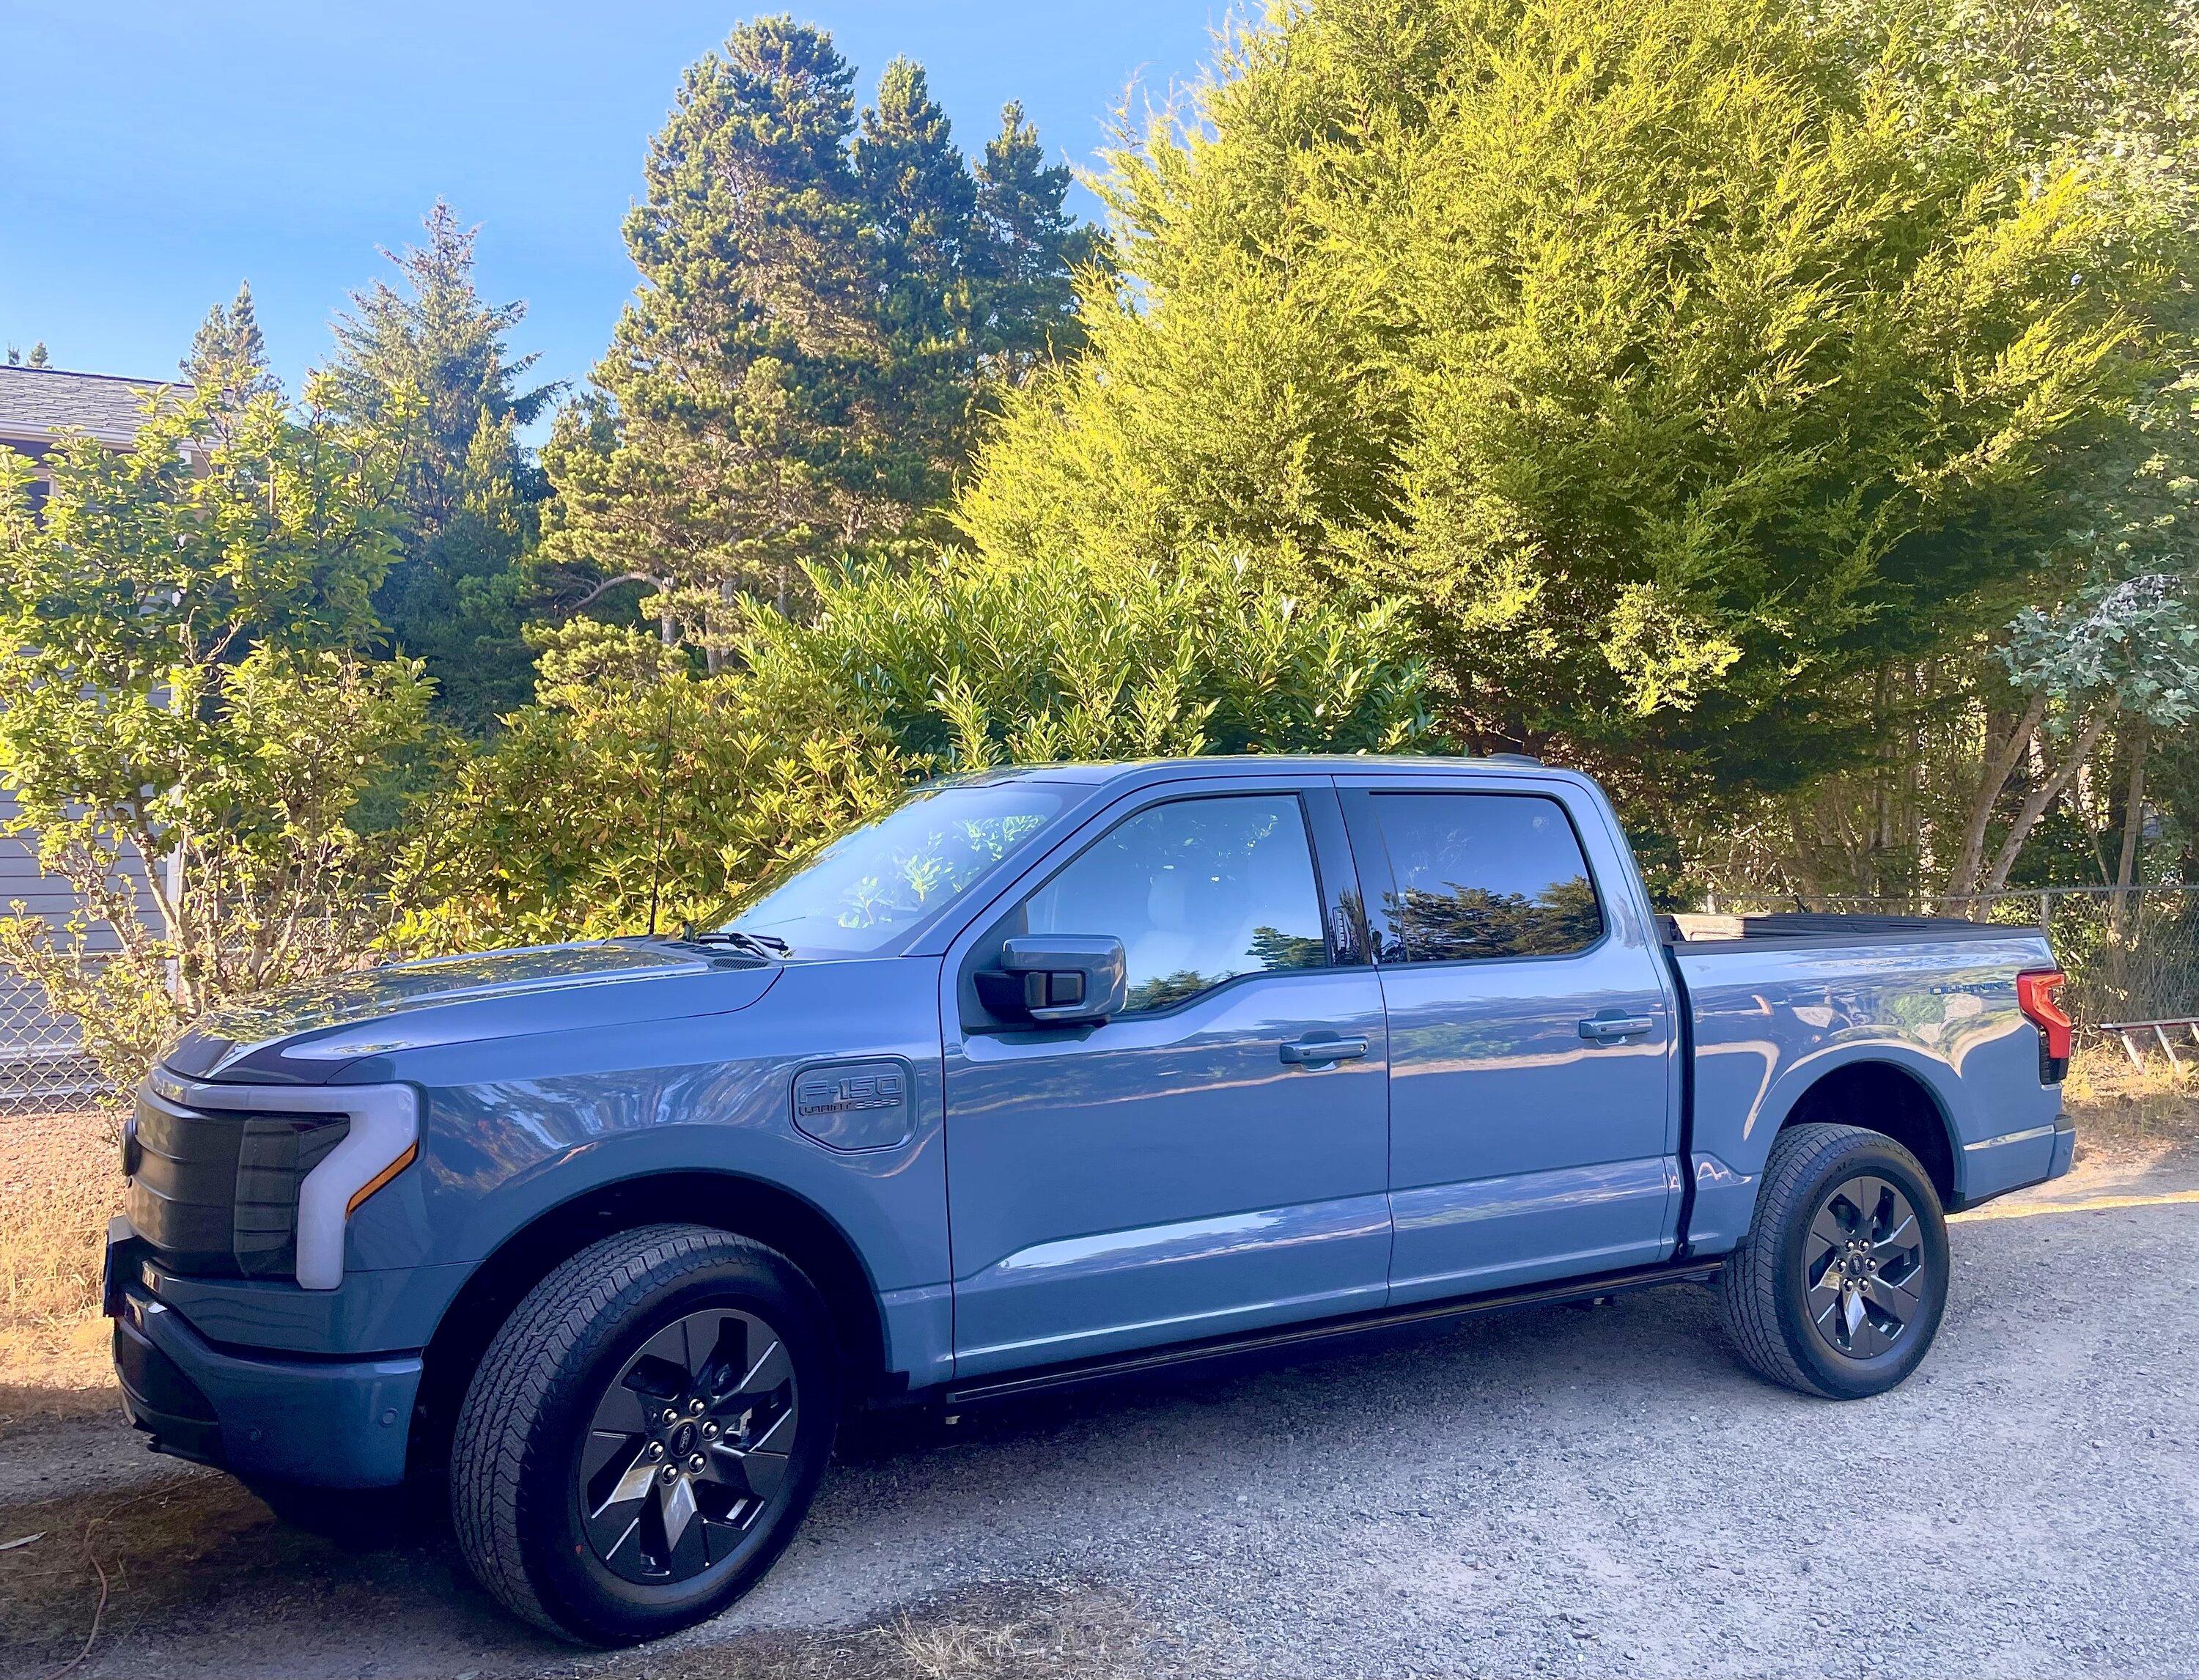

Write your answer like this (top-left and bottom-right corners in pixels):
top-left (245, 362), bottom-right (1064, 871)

top-left (970, 101), bottom-right (1091, 375)
top-left (323, 203), bottom-right (560, 729)
top-left (545, 20), bottom-right (1086, 644)
top-left (183, 283), bottom-right (279, 408)
top-left (852, 56), bottom-right (981, 517)
top-left (855, 58), bottom-right (976, 295)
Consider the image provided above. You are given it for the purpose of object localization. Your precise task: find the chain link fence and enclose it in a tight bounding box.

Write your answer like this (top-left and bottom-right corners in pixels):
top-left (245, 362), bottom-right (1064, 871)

top-left (0, 968), bottom-right (106, 1116)
top-left (1699, 884), bottom-right (2199, 1038)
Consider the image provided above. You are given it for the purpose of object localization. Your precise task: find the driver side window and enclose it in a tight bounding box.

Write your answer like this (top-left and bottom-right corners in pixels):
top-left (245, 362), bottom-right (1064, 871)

top-left (1023, 794), bottom-right (1327, 1014)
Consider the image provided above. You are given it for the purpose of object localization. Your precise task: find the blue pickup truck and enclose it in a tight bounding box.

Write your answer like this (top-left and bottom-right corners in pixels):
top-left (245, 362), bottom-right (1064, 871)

top-left (106, 756), bottom-right (2077, 1643)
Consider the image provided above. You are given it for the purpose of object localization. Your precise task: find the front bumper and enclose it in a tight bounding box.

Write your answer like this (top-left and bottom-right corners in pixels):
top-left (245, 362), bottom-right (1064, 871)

top-left (106, 1220), bottom-right (421, 1489)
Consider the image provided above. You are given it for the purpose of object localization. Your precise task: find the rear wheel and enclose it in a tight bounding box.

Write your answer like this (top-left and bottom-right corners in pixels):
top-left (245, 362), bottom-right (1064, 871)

top-left (449, 1224), bottom-right (839, 1645)
top-left (1717, 1122), bottom-right (1950, 1399)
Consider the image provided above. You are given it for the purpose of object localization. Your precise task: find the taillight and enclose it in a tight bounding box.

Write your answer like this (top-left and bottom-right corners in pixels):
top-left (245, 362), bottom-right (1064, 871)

top-left (2017, 968), bottom-right (2071, 1080)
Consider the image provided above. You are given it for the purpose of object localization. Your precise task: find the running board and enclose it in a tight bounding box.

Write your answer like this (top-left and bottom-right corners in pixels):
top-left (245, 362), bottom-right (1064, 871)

top-left (942, 1256), bottom-right (1725, 1407)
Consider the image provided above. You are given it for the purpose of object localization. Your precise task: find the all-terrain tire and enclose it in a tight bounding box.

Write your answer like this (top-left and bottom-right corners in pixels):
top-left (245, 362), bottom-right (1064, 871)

top-left (449, 1223), bottom-right (839, 1645)
top-left (1716, 1122), bottom-right (1951, 1399)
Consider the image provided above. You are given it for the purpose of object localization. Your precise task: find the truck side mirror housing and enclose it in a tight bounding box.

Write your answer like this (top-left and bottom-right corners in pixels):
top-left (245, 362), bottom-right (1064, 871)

top-left (976, 935), bottom-right (1129, 1026)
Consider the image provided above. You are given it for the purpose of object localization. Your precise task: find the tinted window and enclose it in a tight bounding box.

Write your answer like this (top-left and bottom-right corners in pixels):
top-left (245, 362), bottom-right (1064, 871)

top-left (726, 783), bottom-right (1064, 957)
top-left (1024, 795), bottom-right (1326, 1013)
top-left (1369, 793), bottom-right (1603, 962)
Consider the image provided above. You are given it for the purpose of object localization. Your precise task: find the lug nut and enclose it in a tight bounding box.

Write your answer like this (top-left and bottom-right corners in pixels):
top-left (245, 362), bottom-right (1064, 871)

top-left (701, 1421), bottom-right (720, 1440)
top-left (688, 1397), bottom-right (706, 1415)
top-left (647, 1440), bottom-right (666, 1459)
top-left (662, 1407), bottom-right (679, 1425)
top-left (660, 1464), bottom-right (679, 1484)
top-left (688, 1454), bottom-right (707, 1473)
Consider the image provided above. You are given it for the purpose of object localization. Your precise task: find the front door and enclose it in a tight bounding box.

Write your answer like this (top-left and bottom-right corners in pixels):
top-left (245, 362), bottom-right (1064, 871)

top-left (1338, 779), bottom-right (1679, 1303)
top-left (943, 782), bottom-right (1391, 1377)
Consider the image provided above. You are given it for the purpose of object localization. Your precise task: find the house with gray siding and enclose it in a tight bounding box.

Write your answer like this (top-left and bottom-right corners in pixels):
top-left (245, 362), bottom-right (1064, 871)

top-left (1, 364), bottom-right (180, 1108)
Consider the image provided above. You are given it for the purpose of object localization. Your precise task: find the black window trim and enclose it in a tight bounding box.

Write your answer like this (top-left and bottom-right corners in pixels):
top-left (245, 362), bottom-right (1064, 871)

top-left (1335, 785), bottom-right (1612, 970)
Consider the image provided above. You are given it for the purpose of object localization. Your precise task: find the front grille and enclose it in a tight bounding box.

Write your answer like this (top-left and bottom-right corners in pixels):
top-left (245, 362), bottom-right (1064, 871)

top-left (125, 1086), bottom-right (350, 1278)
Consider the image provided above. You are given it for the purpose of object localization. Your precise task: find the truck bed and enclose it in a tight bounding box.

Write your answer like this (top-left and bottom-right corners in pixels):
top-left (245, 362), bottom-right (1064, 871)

top-left (1666, 910), bottom-right (2036, 947)
top-left (1662, 920), bottom-right (2063, 1252)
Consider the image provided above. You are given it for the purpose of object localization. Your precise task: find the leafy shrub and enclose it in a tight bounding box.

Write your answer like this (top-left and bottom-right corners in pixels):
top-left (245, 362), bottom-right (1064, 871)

top-left (398, 544), bottom-right (1429, 949)
top-left (0, 389), bottom-right (430, 1083)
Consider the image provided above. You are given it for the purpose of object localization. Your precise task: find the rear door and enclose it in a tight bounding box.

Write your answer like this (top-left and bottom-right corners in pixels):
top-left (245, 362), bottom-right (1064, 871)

top-left (1337, 775), bottom-right (1680, 1303)
top-left (941, 778), bottom-right (1391, 1377)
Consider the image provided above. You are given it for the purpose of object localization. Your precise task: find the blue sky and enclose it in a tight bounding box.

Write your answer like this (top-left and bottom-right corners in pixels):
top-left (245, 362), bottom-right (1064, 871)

top-left (1, 1), bottom-right (1229, 405)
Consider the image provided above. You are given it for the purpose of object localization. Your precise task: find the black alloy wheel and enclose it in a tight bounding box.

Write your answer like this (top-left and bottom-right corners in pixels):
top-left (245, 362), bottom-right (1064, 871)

top-left (580, 1307), bottom-right (800, 1583)
top-left (450, 1225), bottom-right (839, 1645)
top-left (1802, 1174), bottom-right (1928, 1362)
top-left (1717, 1121), bottom-right (1951, 1399)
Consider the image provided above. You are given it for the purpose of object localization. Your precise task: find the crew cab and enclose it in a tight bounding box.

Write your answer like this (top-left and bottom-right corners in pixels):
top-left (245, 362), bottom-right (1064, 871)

top-left (105, 756), bottom-right (2077, 1643)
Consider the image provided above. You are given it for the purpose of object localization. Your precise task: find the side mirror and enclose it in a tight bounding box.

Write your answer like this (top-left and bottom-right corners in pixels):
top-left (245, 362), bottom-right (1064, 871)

top-left (975, 935), bottom-right (1129, 1026)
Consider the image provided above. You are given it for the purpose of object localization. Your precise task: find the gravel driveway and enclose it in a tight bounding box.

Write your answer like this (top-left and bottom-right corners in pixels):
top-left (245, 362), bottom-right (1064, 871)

top-left (5, 1151), bottom-right (2197, 1679)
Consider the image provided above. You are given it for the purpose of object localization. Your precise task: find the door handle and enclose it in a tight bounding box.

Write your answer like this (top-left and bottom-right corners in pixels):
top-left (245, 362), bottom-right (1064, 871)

top-left (1579, 1014), bottom-right (1654, 1042)
top-left (1280, 1035), bottom-right (1369, 1066)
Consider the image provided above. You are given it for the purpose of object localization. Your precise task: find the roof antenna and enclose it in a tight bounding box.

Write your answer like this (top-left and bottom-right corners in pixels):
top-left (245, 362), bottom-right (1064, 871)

top-left (645, 668), bottom-right (677, 939)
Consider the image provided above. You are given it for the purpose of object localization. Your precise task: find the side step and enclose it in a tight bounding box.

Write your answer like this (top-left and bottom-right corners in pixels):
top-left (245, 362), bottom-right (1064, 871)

top-left (943, 1256), bottom-right (1725, 1407)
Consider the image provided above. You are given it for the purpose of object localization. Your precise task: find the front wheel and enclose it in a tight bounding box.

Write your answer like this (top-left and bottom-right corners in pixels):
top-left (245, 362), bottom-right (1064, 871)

top-left (449, 1225), bottom-right (839, 1645)
top-left (1717, 1122), bottom-right (1951, 1399)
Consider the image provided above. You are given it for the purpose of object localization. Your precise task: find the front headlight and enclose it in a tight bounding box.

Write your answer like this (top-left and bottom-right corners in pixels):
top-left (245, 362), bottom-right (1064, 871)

top-left (143, 1072), bottom-right (419, 1290)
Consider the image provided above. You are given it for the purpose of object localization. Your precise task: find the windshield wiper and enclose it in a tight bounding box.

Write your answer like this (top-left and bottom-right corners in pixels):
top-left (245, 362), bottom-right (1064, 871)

top-left (677, 928), bottom-right (790, 959)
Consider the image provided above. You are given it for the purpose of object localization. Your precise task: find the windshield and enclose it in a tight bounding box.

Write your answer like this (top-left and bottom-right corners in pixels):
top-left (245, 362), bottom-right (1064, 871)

top-left (722, 782), bottom-right (1066, 957)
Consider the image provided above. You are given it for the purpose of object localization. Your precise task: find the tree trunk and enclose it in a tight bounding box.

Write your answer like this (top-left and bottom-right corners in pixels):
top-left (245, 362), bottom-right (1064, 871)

top-left (1946, 690), bottom-right (2048, 907)
top-left (2110, 720), bottom-right (2151, 943)
top-left (1981, 704), bottom-right (2117, 894)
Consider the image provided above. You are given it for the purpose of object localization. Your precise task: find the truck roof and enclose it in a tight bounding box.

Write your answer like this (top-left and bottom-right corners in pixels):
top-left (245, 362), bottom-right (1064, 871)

top-left (943, 752), bottom-right (1561, 789)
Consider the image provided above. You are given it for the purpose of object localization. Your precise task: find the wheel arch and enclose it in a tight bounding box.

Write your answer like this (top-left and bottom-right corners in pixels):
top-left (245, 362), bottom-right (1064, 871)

top-left (411, 1169), bottom-right (888, 1478)
top-left (1772, 1059), bottom-right (1959, 1209)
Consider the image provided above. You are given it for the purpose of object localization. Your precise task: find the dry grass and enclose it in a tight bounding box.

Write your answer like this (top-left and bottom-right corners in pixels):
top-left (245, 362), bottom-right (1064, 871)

top-left (2063, 1040), bottom-right (2199, 1163)
top-left (0, 1471), bottom-right (276, 1659)
top-left (0, 1107), bottom-right (124, 1415)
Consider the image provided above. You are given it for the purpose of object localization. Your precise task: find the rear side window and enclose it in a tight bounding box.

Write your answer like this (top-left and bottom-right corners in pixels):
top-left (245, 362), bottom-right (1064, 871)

top-left (1023, 794), bottom-right (1327, 1013)
top-left (1367, 793), bottom-right (1603, 963)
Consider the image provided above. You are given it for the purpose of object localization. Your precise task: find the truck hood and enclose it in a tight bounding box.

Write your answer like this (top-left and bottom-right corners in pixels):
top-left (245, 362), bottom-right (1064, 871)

top-left (160, 940), bottom-right (782, 1084)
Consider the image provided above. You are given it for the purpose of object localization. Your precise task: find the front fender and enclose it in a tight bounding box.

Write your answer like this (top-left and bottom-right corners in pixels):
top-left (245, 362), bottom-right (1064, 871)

top-left (297, 957), bottom-right (950, 1366)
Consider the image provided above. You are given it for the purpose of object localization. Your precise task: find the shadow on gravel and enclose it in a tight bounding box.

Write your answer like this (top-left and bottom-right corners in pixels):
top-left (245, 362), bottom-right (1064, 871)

top-left (0, 1459), bottom-right (1147, 1680)
top-left (7, 1153), bottom-right (2197, 1678)
top-left (0, 1467), bottom-right (559, 1679)
top-left (0, 1294), bottom-right (1669, 1679)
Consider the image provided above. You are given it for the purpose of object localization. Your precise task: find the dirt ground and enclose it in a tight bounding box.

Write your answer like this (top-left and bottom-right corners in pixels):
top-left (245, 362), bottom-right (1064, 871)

top-left (2, 1056), bottom-right (2195, 1678)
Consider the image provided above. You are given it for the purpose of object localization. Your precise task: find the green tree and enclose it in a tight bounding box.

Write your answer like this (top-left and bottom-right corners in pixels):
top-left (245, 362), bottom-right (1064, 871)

top-left (0, 385), bottom-right (432, 1080)
top-left (958, 0), bottom-right (2190, 808)
top-left (970, 100), bottom-right (1093, 377)
top-left (325, 202), bottom-right (559, 729)
top-left (183, 281), bottom-right (281, 413)
top-left (544, 17), bottom-right (1088, 646)
top-left (852, 56), bottom-right (983, 521)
